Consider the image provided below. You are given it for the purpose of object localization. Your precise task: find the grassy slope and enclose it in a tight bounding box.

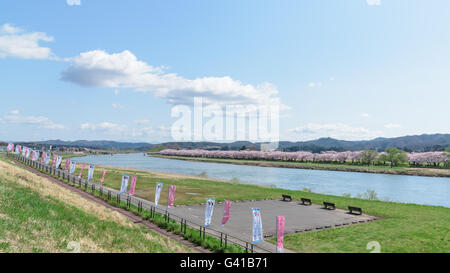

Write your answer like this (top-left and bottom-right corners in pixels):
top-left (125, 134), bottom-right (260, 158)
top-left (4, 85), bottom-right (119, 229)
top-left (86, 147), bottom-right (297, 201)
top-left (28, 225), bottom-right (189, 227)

top-left (149, 154), bottom-right (450, 178)
top-left (60, 159), bottom-right (450, 253)
top-left (0, 157), bottom-right (193, 253)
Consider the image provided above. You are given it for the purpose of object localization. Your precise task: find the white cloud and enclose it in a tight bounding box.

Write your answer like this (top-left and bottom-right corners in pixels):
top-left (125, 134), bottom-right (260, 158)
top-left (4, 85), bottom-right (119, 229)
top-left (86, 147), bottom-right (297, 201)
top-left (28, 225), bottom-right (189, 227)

top-left (80, 121), bottom-right (170, 141)
top-left (67, 0), bottom-right (81, 6)
top-left (384, 123), bottom-right (402, 129)
top-left (9, 109), bottom-right (19, 115)
top-left (112, 103), bottom-right (124, 109)
top-left (360, 113), bottom-right (370, 118)
top-left (366, 0), bottom-right (381, 6)
top-left (114, 89), bottom-right (120, 95)
top-left (2, 114), bottom-right (66, 129)
top-left (329, 77), bottom-right (335, 81)
top-left (0, 23), bottom-right (56, 60)
top-left (133, 119), bottom-right (150, 125)
top-left (308, 82), bottom-right (322, 88)
top-left (80, 122), bottom-right (127, 133)
top-left (288, 123), bottom-right (381, 141)
top-left (61, 50), bottom-right (287, 109)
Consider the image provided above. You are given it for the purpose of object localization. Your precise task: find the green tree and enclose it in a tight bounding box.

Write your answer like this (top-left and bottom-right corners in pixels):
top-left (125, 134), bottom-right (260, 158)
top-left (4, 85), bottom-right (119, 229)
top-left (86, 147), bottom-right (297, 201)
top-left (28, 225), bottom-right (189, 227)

top-left (385, 147), bottom-right (408, 168)
top-left (361, 150), bottom-right (379, 166)
top-left (445, 147), bottom-right (450, 153)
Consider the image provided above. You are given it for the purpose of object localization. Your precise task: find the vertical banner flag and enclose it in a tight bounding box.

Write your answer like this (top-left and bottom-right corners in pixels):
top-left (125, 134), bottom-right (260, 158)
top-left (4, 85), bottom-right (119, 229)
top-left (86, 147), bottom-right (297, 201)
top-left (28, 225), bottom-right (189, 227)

top-left (55, 156), bottom-right (63, 169)
top-left (221, 200), bottom-right (232, 226)
top-left (276, 216), bottom-right (285, 253)
top-left (22, 147), bottom-right (26, 156)
top-left (100, 170), bottom-right (107, 185)
top-left (65, 158), bottom-right (70, 171)
top-left (26, 148), bottom-right (31, 158)
top-left (41, 152), bottom-right (46, 163)
top-left (69, 161), bottom-right (76, 174)
top-left (252, 208), bottom-right (263, 243)
top-left (154, 183), bottom-right (163, 206)
top-left (52, 154), bottom-right (57, 167)
top-left (129, 176), bottom-right (137, 196)
top-left (45, 153), bottom-right (51, 165)
top-left (204, 198), bottom-right (215, 227)
top-left (87, 164), bottom-right (95, 181)
top-left (167, 185), bottom-right (176, 207)
top-left (78, 163), bottom-right (86, 178)
top-left (31, 151), bottom-right (36, 161)
top-left (120, 174), bottom-right (130, 194)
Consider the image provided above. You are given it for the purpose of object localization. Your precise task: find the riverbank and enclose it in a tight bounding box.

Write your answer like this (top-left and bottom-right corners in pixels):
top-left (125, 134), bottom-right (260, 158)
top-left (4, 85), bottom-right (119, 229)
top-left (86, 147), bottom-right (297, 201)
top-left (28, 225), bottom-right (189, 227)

top-left (0, 156), bottom-right (192, 253)
top-left (48, 157), bottom-right (450, 252)
top-left (149, 154), bottom-right (450, 178)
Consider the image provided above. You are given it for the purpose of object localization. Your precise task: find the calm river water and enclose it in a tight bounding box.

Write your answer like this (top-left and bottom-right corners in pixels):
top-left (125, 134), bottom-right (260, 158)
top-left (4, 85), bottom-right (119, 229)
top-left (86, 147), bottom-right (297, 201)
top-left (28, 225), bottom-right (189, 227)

top-left (78, 153), bottom-right (450, 207)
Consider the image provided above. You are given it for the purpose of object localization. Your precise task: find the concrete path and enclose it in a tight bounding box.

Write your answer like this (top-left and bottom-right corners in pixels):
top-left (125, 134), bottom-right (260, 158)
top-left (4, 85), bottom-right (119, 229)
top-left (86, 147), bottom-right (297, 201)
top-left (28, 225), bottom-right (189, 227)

top-left (171, 199), bottom-right (377, 252)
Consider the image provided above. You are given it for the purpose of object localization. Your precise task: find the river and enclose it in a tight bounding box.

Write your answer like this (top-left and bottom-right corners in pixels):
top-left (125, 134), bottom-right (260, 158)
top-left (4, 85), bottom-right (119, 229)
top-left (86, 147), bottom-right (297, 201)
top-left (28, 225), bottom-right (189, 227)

top-left (78, 153), bottom-right (450, 207)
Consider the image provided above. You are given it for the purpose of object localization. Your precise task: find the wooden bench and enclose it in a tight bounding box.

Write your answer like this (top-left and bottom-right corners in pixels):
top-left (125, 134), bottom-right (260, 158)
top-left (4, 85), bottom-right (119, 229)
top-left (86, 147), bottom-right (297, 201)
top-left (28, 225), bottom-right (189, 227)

top-left (348, 206), bottom-right (362, 215)
top-left (282, 194), bottom-right (292, 202)
top-left (300, 198), bottom-right (312, 206)
top-left (323, 202), bottom-right (336, 210)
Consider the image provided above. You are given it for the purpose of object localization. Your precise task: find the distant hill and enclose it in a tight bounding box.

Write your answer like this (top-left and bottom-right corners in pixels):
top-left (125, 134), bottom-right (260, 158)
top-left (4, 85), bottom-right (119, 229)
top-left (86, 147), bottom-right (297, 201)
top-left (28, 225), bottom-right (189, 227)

top-left (13, 133), bottom-right (450, 153)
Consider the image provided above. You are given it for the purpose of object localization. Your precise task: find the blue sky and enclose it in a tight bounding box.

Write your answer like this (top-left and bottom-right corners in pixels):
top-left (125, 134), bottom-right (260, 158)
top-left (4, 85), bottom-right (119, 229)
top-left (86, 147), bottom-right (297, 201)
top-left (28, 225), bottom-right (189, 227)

top-left (1, 0), bottom-right (449, 143)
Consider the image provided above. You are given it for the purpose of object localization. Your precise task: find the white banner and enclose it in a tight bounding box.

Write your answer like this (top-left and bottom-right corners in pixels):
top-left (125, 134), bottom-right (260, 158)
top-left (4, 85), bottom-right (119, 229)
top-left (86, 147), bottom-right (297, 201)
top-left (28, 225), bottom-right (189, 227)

top-left (44, 153), bottom-right (51, 165)
top-left (120, 174), bottom-right (129, 194)
top-left (204, 198), bottom-right (215, 227)
top-left (252, 208), bottom-right (263, 243)
top-left (155, 182), bottom-right (163, 206)
top-left (69, 161), bottom-right (76, 174)
top-left (87, 164), bottom-right (95, 181)
top-left (55, 156), bottom-right (63, 169)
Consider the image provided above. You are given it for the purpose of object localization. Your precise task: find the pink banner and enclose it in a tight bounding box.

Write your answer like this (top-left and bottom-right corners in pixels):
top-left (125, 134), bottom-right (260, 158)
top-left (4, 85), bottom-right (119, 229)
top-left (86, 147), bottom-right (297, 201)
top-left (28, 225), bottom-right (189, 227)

top-left (100, 170), bottom-right (107, 185)
top-left (41, 152), bottom-right (46, 163)
top-left (78, 163), bottom-right (86, 178)
top-left (129, 176), bottom-right (137, 196)
top-left (221, 200), bottom-right (232, 226)
top-left (276, 216), bottom-right (285, 253)
top-left (52, 154), bottom-right (57, 166)
top-left (168, 185), bottom-right (176, 207)
top-left (65, 158), bottom-right (70, 171)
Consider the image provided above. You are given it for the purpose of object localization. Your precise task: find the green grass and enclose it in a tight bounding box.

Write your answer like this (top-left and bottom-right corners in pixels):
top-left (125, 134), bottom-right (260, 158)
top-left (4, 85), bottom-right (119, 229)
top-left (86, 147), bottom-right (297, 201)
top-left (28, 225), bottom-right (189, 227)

top-left (11, 155), bottom-right (450, 253)
top-left (0, 157), bottom-right (193, 253)
top-left (11, 156), bottom-right (246, 253)
top-left (150, 154), bottom-right (450, 177)
top-left (59, 157), bottom-right (450, 253)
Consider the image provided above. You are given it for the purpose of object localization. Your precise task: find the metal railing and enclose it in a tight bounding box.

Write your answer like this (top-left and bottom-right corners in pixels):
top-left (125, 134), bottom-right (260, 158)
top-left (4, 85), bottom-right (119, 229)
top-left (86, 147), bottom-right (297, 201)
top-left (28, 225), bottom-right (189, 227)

top-left (7, 153), bottom-right (273, 253)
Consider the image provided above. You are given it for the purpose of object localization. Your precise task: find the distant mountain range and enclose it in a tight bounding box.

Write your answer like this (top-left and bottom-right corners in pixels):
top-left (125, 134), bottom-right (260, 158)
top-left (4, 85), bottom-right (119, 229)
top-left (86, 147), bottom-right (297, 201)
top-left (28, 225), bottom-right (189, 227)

top-left (13, 133), bottom-right (450, 152)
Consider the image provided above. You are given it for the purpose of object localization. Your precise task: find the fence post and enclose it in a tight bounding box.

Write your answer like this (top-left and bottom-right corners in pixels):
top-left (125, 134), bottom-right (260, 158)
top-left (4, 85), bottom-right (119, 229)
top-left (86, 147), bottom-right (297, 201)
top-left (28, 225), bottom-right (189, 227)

top-left (225, 234), bottom-right (227, 248)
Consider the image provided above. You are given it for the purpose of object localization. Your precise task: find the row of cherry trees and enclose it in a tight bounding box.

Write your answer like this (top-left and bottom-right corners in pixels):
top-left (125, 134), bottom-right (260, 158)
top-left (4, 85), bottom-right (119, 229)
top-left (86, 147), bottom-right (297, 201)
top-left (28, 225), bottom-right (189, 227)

top-left (159, 149), bottom-right (450, 168)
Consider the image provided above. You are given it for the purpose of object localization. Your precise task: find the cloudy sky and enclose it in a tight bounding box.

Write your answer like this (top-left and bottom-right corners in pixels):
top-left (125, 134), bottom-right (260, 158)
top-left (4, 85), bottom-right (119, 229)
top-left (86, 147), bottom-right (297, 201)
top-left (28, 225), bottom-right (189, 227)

top-left (1, 0), bottom-right (449, 143)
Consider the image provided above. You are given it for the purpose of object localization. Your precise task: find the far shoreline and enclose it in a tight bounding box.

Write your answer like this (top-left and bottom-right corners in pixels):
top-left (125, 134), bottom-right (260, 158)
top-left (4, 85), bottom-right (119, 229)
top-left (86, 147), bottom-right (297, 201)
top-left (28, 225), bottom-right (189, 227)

top-left (148, 153), bottom-right (450, 178)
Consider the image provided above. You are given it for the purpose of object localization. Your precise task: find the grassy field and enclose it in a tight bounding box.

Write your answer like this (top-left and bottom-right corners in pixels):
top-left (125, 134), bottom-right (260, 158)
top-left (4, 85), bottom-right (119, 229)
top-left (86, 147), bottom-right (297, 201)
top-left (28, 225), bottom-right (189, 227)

top-left (149, 154), bottom-right (450, 178)
top-left (56, 158), bottom-right (450, 253)
top-left (0, 156), bottom-right (193, 253)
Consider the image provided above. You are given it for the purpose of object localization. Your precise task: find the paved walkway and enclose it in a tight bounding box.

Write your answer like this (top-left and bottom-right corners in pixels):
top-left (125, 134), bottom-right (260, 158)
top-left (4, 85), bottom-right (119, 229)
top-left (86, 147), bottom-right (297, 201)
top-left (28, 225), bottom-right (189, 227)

top-left (171, 199), bottom-right (376, 252)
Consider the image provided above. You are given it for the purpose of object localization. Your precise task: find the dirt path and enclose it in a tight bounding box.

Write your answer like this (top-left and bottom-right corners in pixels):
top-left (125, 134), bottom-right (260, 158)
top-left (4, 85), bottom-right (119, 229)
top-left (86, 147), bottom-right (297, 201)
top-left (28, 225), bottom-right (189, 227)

top-left (10, 157), bottom-right (212, 254)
